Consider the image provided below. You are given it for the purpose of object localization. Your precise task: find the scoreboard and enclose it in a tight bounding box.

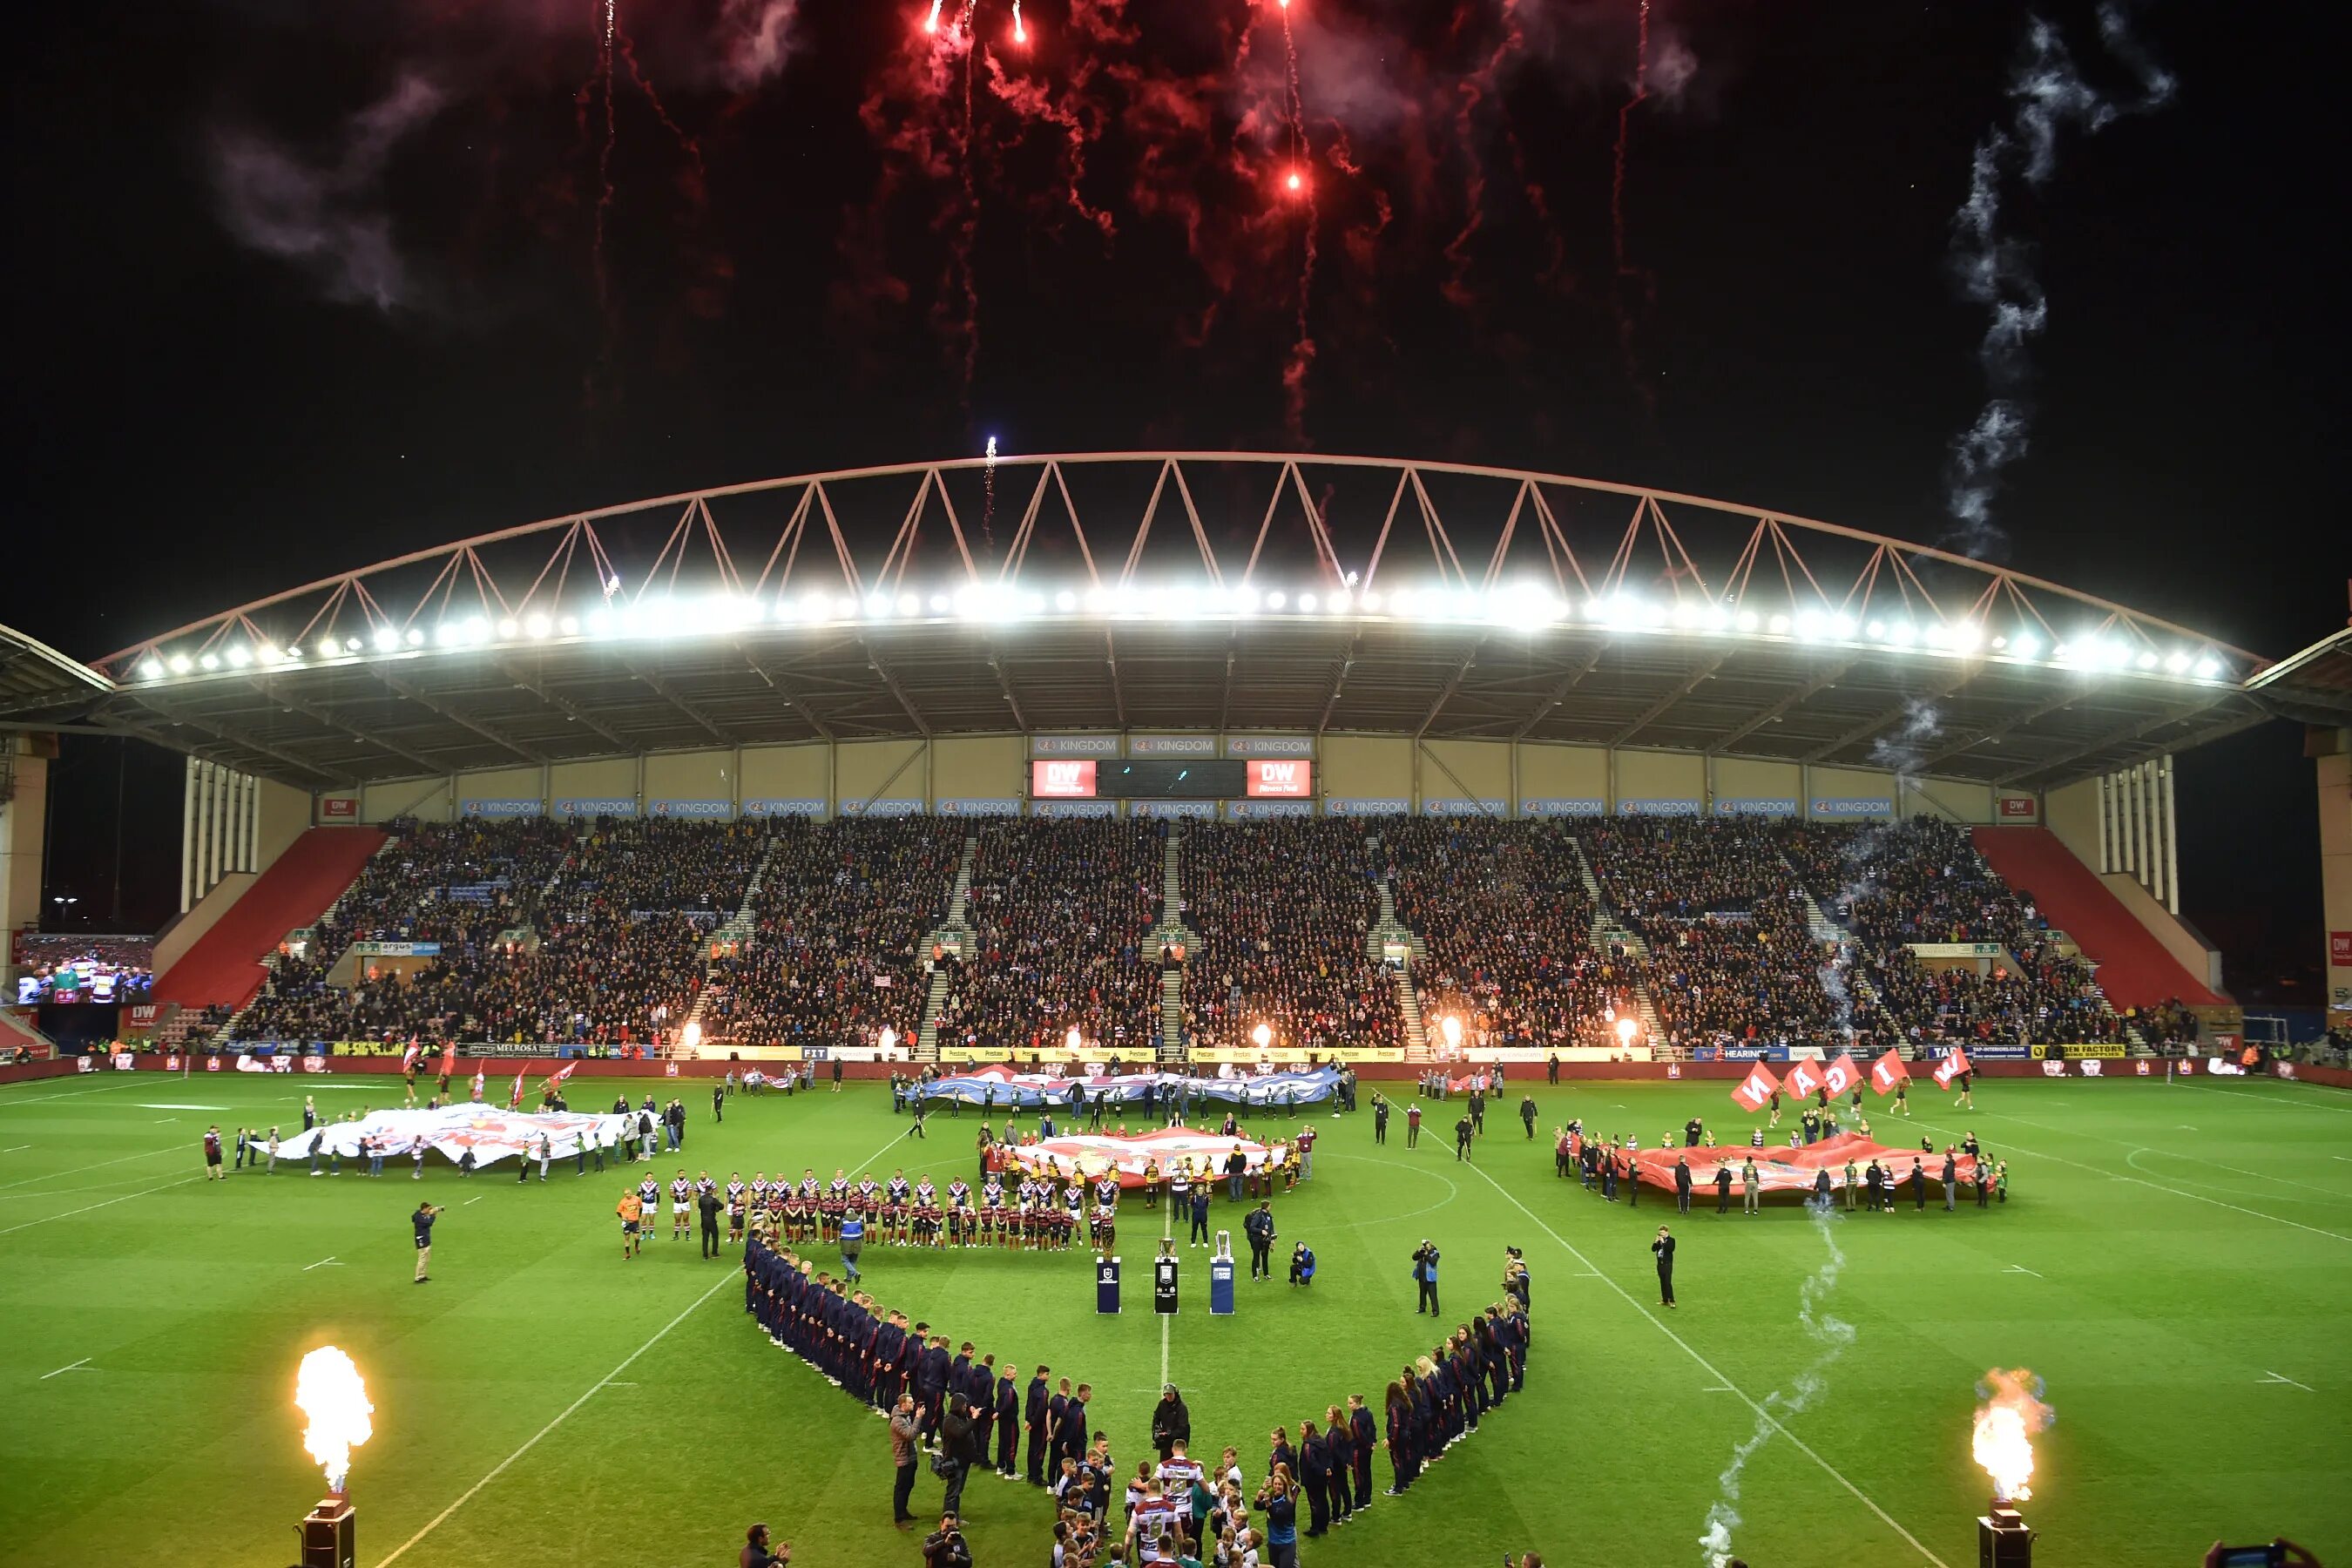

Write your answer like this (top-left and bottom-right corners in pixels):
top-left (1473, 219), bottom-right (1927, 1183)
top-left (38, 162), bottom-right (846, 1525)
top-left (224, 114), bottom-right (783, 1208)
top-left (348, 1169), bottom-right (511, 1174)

top-left (1031, 758), bottom-right (1312, 800)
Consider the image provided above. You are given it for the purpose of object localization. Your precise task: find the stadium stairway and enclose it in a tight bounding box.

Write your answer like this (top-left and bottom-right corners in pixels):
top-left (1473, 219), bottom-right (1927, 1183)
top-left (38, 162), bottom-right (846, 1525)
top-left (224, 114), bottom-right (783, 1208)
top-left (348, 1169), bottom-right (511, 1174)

top-left (0, 1007), bottom-right (52, 1056)
top-left (153, 826), bottom-right (389, 1013)
top-left (1154, 827), bottom-right (1192, 1064)
top-left (914, 835), bottom-right (981, 1062)
top-left (1570, 835), bottom-right (1666, 1046)
top-left (1970, 827), bottom-right (2225, 1008)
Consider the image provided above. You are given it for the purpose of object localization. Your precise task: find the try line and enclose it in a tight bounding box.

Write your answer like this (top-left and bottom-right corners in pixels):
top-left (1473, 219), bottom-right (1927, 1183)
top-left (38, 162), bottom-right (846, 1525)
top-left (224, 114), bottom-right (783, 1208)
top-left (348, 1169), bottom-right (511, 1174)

top-left (1463, 1160), bottom-right (1951, 1568)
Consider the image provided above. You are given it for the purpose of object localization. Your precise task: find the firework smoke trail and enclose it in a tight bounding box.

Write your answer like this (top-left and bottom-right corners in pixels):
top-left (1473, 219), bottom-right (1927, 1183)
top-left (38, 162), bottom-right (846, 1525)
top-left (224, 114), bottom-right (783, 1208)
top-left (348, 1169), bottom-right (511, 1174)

top-left (1698, 1198), bottom-right (1855, 1568)
top-left (575, 0), bottom-right (620, 317)
top-left (983, 57), bottom-right (1114, 239)
top-left (1278, 1), bottom-right (1317, 444)
top-left (1944, 4), bottom-right (2173, 554)
top-left (925, 0), bottom-right (944, 32)
top-left (950, 0), bottom-right (983, 403)
top-left (1010, 0), bottom-right (1024, 44)
top-left (1611, 0), bottom-right (1656, 407)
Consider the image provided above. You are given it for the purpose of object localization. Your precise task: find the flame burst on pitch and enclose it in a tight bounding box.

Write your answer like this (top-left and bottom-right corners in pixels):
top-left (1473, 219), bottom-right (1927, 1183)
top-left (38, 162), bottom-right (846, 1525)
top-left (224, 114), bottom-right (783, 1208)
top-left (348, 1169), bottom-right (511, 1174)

top-left (1972, 1367), bottom-right (2054, 1504)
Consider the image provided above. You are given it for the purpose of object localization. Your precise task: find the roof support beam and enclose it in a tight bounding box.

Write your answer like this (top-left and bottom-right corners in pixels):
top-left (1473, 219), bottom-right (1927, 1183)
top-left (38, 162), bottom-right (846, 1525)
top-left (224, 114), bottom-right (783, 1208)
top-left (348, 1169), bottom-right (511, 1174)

top-left (739, 646), bottom-right (835, 741)
top-left (1416, 636), bottom-right (1490, 740)
top-left (1609, 652), bottom-right (1730, 747)
top-left (106, 698), bottom-right (356, 786)
top-left (857, 637), bottom-right (931, 737)
top-left (988, 653), bottom-right (1029, 731)
top-left (376, 673), bottom-right (545, 766)
top-left (1909, 688), bottom-right (2082, 774)
top-left (249, 677), bottom-right (444, 775)
top-left (1104, 631), bottom-right (1126, 728)
top-left (1706, 657), bottom-right (1858, 752)
top-left (1316, 629), bottom-right (1366, 734)
top-left (497, 658), bottom-right (630, 751)
top-left (1801, 666), bottom-right (1983, 765)
top-left (1511, 645), bottom-right (1608, 740)
top-left (1994, 693), bottom-right (2234, 788)
top-left (625, 661), bottom-right (736, 747)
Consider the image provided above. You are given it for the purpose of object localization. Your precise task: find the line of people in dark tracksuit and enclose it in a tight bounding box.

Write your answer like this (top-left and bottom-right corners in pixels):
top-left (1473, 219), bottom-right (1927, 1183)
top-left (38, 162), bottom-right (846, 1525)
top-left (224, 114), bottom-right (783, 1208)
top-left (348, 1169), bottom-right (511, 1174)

top-left (744, 1234), bottom-right (1098, 1518)
top-left (1378, 1256), bottom-right (1534, 1509)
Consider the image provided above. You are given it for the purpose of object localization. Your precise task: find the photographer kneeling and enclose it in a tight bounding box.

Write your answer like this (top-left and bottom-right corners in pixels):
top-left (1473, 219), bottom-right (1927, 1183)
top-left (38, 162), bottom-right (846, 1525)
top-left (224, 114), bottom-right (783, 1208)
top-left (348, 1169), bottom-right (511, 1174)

top-left (921, 1512), bottom-right (972, 1568)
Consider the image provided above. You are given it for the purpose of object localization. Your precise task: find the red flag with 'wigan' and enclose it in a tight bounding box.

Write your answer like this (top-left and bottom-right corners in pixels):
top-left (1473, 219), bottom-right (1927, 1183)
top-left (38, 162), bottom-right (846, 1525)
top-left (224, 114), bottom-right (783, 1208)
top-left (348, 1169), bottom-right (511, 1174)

top-left (1821, 1052), bottom-right (1864, 1098)
top-left (1784, 1057), bottom-right (1825, 1098)
top-left (1729, 1061), bottom-right (1783, 1113)
top-left (1869, 1049), bottom-right (1907, 1095)
top-left (1932, 1045), bottom-right (1974, 1089)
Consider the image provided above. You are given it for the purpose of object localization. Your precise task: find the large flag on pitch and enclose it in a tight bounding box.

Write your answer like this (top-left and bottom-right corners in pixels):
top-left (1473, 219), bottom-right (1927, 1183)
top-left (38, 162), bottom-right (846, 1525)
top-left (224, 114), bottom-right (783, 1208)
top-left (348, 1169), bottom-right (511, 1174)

top-left (1821, 1051), bottom-right (1863, 1098)
top-left (1785, 1057), bottom-right (1825, 1098)
top-left (1729, 1061), bottom-right (1783, 1113)
top-left (1931, 1045), bottom-right (1973, 1089)
top-left (509, 1064), bottom-right (528, 1109)
top-left (1869, 1048), bottom-right (1907, 1095)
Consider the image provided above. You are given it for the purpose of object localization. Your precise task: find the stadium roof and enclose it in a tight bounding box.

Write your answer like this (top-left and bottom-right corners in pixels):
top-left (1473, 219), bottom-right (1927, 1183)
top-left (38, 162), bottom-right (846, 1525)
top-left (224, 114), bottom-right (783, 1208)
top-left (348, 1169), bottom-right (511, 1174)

top-left (11, 453), bottom-right (2348, 791)
top-left (0, 623), bottom-right (113, 729)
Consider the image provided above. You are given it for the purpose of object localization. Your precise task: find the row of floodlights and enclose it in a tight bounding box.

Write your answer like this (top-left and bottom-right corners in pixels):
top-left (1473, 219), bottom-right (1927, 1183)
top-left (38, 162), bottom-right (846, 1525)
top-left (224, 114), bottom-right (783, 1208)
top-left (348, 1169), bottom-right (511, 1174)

top-left (129, 585), bottom-right (2228, 682)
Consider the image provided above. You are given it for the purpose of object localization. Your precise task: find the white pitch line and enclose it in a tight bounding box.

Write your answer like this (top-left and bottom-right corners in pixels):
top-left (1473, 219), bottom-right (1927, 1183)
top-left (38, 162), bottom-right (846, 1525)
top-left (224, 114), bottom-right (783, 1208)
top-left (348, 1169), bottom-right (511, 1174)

top-left (2004, 1265), bottom-right (2041, 1278)
top-left (373, 1269), bottom-right (735, 1568)
top-left (374, 1122), bottom-right (919, 1568)
top-left (1159, 1180), bottom-right (1175, 1390)
top-left (1463, 1162), bottom-right (1950, 1568)
top-left (1907, 1114), bottom-right (2352, 1244)
top-left (0, 1145), bottom-right (186, 1192)
top-left (2183, 1083), bottom-right (2352, 1113)
top-left (0, 1175), bottom-right (205, 1236)
top-left (304, 1257), bottom-right (341, 1271)
top-left (3, 1145), bottom-right (28, 1153)
top-left (38, 1357), bottom-right (91, 1380)
top-left (463, 1196), bottom-right (483, 1206)
top-left (0, 1082), bottom-right (156, 1109)
top-left (2259, 1371), bottom-right (2312, 1391)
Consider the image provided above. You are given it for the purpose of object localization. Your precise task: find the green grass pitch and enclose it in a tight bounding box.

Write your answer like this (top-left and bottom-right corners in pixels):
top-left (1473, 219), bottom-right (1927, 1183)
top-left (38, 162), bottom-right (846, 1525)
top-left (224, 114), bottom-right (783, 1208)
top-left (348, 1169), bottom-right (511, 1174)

top-left (2, 1071), bottom-right (2347, 1568)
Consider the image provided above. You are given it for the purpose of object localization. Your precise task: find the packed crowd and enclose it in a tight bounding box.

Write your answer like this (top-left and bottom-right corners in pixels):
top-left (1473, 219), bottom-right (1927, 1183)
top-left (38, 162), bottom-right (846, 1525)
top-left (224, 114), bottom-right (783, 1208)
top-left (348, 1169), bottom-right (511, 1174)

top-left (1579, 818), bottom-right (1835, 1051)
top-left (233, 818), bottom-right (571, 1043)
top-left (935, 819), bottom-right (1166, 1059)
top-left (1386, 821), bottom-right (1634, 1052)
top-left (1180, 821), bottom-right (1402, 1055)
top-left (705, 817), bottom-right (963, 1048)
top-left (1780, 818), bottom-right (2134, 1048)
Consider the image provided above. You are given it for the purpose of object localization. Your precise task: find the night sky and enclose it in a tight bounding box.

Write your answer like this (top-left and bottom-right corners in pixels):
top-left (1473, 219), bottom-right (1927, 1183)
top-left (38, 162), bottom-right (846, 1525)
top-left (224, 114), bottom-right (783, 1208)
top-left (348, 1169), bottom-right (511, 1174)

top-left (8, 0), bottom-right (2341, 1001)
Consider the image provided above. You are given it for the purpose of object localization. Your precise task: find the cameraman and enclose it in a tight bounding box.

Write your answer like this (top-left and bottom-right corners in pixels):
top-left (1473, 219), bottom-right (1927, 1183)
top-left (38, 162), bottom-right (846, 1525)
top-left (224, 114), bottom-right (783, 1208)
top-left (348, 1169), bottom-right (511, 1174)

top-left (921, 1512), bottom-right (972, 1568)
top-left (1410, 1240), bottom-right (1440, 1315)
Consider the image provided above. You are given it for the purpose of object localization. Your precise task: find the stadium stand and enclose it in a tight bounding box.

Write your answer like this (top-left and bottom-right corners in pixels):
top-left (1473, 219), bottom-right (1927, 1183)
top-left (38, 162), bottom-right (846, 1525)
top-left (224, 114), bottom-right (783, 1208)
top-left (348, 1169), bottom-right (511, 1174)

top-left (1386, 819), bottom-right (1633, 1051)
top-left (154, 826), bottom-right (387, 1011)
top-left (702, 817), bottom-right (963, 1049)
top-left (1180, 820), bottom-right (1402, 1054)
top-left (1970, 826), bottom-right (2226, 1007)
top-left (932, 816), bottom-right (1166, 1058)
top-left (1578, 816), bottom-right (1834, 1051)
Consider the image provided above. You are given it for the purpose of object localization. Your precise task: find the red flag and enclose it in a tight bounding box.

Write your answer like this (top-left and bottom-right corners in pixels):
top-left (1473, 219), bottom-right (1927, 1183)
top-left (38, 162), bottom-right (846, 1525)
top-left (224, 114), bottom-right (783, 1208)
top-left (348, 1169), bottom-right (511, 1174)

top-left (1931, 1045), bottom-right (1973, 1090)
top-left (1821, 1052), bottom-right (1863, 1098)
top-left (400, 1042), bottom-right (422, 1074)
top-left (470, 1065), bottom-right (485, 1100)
top-left (1729, 1061), bottom-right (1783, 1113)
top-left (1785, 1057), bottom-right (1825, 1098)
top-left (509, 1064), bottom-right (528, 1109)
top-left (1869, 1049), bottom-right (1907, 1096)
top-left (439, 1044), bottom-right (457, 1078)
top-left (546, 1061), bottom-right (578, 1088)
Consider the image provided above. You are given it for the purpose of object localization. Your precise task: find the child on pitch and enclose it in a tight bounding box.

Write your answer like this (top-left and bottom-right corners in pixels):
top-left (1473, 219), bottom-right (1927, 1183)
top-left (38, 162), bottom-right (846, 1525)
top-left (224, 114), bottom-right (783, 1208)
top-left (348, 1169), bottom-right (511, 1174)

top-left (618, 1188), bottom-right (644, 1259)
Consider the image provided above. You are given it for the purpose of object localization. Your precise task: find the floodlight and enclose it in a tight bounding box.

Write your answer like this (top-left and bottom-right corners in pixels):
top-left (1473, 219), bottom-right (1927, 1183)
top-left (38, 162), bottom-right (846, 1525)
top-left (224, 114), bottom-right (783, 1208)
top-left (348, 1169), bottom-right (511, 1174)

top-left (1767, 613), bottom-right (1790, 634)
top-left (1056, 590), bottom-right (1078, 612)
top-left (867, 594), bottom-right (891, 618)
top-left (1736, 609), bottom-right (1761, 632)
top-left (2010, 632), bottom-right (2039, 659)
top-left (1330, 589), bottom-right (1352, 612)
top-left (2135, 652), bottom-right (2158, 670)
top-left (464, 617), bottom-right (490, 645)
top-left (226, 645), bottom-right (252, 667)
top-left (199, 652), bottom-right (220, 671)
top-left (1360, 590), bottom-right (1382, 612)
top-left (2163, 652), bottom-right (2189, 673)
top-left (374, 628), bottom-right (402, 652)
top-left (168, 653), bottom-right (193, 674)
top-left (1865, 619), bottom-right (1887, 641)
top-left (929, 595), bottom-right (950, 614)
top-left (897, 594), bottom-right (920, 617)
top-left (558, 616), bottom-right (579, 636)
top-left (138, 658), bottom-right (164, 680)
top-left (497, 618), bottom-right (519, 639)
top-left (1888, 621), bottom-right (1915, 647)
top-left (1267, 591), bottom-right (1288, 610)
top-left (2193, 656), bottom-right (2220, 678)
top-left (525, 614), bottom-right (551, 639)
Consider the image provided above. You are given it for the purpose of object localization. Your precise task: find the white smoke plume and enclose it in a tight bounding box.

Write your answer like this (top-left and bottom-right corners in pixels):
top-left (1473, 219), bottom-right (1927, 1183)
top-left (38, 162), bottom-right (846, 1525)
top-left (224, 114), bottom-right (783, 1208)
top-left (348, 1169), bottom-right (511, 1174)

top-left (210, 73), bottom-right (446, 311)
top-left (1943, 4), bottom-right (2174, 555)
top-left (713, 0), bottom-right (801, 91)
top-left (1699, 1197), bottom-right (1855, 1567)
top-left (1866, 699), bottom-right (1943, 779)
